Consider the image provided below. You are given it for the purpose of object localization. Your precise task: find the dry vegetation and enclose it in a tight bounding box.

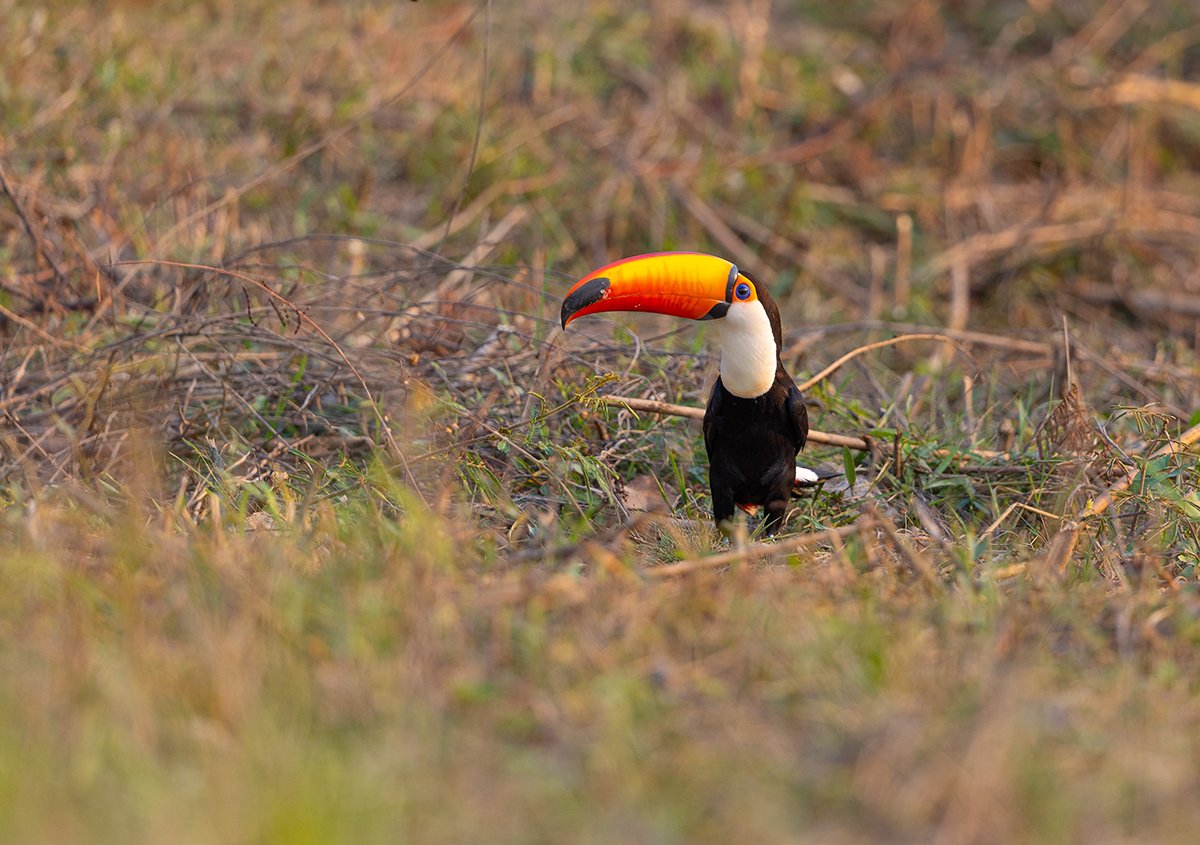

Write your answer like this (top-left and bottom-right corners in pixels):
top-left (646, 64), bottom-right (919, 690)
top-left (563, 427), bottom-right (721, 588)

top-left (3, 0), bottom-right (1200, 842)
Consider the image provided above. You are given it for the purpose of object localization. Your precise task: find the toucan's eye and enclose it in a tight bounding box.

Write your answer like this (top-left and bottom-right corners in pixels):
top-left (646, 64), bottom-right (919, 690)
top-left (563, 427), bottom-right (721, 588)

top-left (734, 282), bottom-right (752, 301)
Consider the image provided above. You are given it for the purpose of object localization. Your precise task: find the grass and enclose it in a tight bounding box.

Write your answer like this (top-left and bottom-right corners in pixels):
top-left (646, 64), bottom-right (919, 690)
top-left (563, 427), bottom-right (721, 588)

top-left (4, 491), bottom-right (1200, 843)
top-left (3, 0), bottom-right (1200, 842)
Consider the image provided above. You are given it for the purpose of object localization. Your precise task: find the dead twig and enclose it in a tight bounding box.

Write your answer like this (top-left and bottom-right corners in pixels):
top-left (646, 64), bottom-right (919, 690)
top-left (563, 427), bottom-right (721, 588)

top-left (1044, 421), bottom-right (1200, 574)
top-left (669, 183), bottom-right (778, 280)
top-left (154, 5), bottom-right (484, 252)
top-left (0, 160), bottom-right (67, 286)
top-left (410, 171), bottom-right (560, 252)
top-left (597, 395), bottom-right (870, 451)
top-left (980, 501), bottom-right (1061, 540)
top-left (1088, 73), bottom-right (1200, 111)
top-left (925, 218), bottom-right (1112, 279)
top-left (645, 521), bottom-right (870, 578)
top-left (597, 394), bottom-right (1012, 462)
top-left (793, 333), bottom-right (973, 393)
top-left (0, 302), bottom-right (88, 353)
top-left (894, 213), bottom-right (912, 310)
top-left (420, 206), bottom-right (529, 301)
top-left (112, 259), bottom-right (426, 502)
top-left (792, 321), bottom-right (1050, 356)
top-left (1068, 278), bottom-right (1200, 320)
top-left (868, 505), bottom-right (943, 590)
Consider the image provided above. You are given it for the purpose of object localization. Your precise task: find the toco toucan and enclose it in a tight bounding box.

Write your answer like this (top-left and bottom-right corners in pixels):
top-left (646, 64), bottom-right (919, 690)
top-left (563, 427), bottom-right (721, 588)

top-left (560, 252), bottom-right (813, 535)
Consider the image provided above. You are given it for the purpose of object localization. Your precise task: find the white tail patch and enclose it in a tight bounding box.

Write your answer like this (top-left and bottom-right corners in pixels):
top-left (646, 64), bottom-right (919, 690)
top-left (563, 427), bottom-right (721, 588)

top-left (795, 466), bottom-right (821, 485)
top-left (794, 465), bottom-right (839, 487)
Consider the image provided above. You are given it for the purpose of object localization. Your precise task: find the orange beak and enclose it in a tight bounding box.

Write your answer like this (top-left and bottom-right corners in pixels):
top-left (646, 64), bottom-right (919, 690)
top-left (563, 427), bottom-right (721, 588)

top-left (560, 252), bottom-right (747, 329)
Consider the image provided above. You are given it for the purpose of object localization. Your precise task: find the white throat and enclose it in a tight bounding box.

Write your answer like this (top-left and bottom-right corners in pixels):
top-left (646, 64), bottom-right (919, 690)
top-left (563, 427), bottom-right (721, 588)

top-left (713, 300), bottom-right (778, 398)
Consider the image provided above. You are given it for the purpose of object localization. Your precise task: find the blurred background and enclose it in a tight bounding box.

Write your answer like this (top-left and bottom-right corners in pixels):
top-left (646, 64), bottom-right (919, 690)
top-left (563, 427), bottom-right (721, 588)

top-left (3, 0), bottom-right (1199, 492)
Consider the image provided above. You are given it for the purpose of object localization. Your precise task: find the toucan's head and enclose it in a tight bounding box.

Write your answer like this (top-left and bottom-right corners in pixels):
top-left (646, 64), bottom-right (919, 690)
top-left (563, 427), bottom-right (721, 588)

top-left (560, 252), bottom-right (784, 398)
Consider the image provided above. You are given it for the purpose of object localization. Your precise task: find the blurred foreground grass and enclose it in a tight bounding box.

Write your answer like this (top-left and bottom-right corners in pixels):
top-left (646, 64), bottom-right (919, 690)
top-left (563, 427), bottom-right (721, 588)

top-left (3, 481), bottom-right (1200, 844)
top-left (3, 0), bottom-right (1200, 842)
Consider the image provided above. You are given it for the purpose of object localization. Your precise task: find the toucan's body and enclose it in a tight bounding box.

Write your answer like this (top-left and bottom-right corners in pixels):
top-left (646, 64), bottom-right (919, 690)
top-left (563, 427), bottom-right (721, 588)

top-left (560, 252), bottom-right (810, 535)
top-left (704, 365), bottom-right (809, 533)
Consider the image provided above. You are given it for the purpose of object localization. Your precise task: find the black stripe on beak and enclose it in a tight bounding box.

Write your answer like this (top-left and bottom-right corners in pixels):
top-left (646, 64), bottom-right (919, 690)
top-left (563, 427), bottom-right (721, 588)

top-left (724, 264), bottom-right (739, 302)
top-left (560, 277), bottom-right (610, 329)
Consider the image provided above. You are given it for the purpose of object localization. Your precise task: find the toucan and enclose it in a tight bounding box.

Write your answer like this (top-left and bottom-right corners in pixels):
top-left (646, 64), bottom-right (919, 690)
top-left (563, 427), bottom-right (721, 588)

top-left (560, 251), bottom-right (814, 535)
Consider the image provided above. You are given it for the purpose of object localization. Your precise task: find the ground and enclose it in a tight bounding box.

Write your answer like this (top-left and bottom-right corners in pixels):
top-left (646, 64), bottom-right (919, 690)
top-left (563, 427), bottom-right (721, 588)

top-left (2, 1), bottom-right (1200, 842)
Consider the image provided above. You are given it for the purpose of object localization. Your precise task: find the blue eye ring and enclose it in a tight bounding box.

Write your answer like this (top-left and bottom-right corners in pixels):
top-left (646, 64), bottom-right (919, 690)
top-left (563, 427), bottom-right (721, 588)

top-left (734, 282), bottom-right (752, 301)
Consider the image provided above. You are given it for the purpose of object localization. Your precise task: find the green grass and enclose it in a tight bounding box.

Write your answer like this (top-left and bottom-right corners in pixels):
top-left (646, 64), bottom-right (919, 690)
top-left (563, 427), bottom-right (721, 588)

top-left (3, 0), bottom-right (1200, 841)
top-left (2, 484), bottom-right (1200, 843)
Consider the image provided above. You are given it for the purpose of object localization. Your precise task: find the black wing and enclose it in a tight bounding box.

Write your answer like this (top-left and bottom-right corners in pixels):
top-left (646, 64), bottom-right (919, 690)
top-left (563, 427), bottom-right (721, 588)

top-left (702, 380), bottom-right (724, 460)
top-left (702, 380), bottom-right (737, 525)
top-left (785, 385), bottom-right (809, 451)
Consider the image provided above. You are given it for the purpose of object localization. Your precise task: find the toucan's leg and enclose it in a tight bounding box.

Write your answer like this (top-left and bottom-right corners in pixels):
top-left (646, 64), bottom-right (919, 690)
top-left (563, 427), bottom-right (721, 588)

top-left (763, 498), bottom-right (789, 536)
top-left (763, 476), bottom-right (794, 535)
top-left (710, 469), bottom-right (736, 530)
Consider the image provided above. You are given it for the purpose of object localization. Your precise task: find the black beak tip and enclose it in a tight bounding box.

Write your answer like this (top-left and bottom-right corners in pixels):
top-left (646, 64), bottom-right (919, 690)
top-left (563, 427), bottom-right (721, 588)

top-left (559, 277), bottom-right (610, 332)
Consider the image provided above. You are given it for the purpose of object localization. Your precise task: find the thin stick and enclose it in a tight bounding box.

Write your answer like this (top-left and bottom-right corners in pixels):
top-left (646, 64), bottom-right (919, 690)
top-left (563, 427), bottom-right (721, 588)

top-left (795, 321), bottom-right (1049, 356)
top-left (1091, 73), bottom-right (1200, 111)
top-left (0, 160), bottom-right (67, 285)
top-left (1046, 421), bottom-right (1200, 574)
top-left (980, 501), bottom-right (1061, 540)
top-left (410, 170), bottom-right (560, 252)
top-left (735, 121), bottom-right (855, 168)
top-left (709, 197), bottom-right (808, 266)
top-left (869, 505), bottom-right (942, 590)
top-left (155, 6), bottom-right (484, 251)
top-left (670, 183), bottom-right (777, 279)
top-left (645, 521), bottom-right (869, 578)
top-left (1081, 422), bottom-right (1200, 521)
top-left (793, 333), bottom-right (970, 393)
top-left (112, 259), bottom-right (426, 502)
top-left (598, 394), bottom-right (1010, 461)
top-left (432, 0), bottom-right (491, 256)
top-left (926, 217), bottom-right (1111, 279)
top-left (0, 302), bottom-right (86, 353)
top-left (598, 395), bottom-right (870, 451)
top-left (423, 206), bottom-right (528, 301)
top-left (894, 213), bottom-right (912, 310)
top-left (1069, 278), bottom-right (1200, 319)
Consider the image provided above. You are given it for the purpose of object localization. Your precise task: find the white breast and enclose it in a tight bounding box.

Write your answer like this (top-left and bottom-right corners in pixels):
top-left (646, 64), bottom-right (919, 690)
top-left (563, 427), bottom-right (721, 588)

top-left (713, 300), bottom-right (777, 398)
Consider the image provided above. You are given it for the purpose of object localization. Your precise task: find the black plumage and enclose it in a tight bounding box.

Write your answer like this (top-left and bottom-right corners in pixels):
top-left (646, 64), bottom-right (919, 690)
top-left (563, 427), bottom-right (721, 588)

top-left (701, 278), bottom-right (808, 535)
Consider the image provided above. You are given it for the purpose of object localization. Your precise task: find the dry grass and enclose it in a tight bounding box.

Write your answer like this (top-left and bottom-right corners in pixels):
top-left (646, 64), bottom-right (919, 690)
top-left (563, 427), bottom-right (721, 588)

top-left (2, 0), bottom-right (1200, 842)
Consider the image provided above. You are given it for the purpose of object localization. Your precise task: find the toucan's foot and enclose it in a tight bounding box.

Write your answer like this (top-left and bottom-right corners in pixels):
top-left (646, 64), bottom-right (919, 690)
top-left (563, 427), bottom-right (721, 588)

top-left (715, 516), bottom-right (753, 548)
